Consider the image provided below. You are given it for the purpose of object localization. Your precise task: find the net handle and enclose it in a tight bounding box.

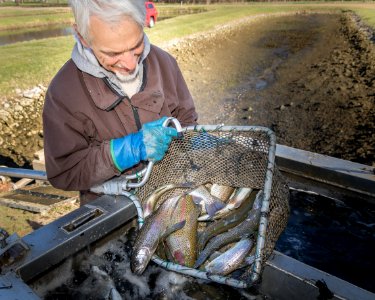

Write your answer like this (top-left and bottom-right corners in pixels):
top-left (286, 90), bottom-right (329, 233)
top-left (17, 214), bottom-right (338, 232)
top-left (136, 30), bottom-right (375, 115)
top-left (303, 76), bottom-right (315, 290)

top-left (125, 117), bottom-right (183, 189)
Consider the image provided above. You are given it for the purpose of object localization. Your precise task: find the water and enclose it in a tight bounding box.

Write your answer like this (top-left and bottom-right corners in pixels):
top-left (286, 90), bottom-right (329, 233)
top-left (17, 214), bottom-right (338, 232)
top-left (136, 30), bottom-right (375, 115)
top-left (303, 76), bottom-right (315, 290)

top-left (275, 189), bottom-right (375, 293)
top-left (0, 16), bottom-right (176, 46)
top-left (42, 228), bottom-right (257, 300)
top-left (0, 8), bottom-right (205, 47)
top-left (0, 25), bottom-right (73, 46)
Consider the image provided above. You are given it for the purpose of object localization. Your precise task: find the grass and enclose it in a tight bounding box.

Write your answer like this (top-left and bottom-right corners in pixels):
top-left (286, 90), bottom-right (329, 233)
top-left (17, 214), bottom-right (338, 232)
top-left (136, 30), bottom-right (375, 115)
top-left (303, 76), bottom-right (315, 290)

top-left (0, 3), bottom-right (374, 98)
top-left (0, 205), bottom-right (37, 236)
top-left (146, 4), bottom-right (339, 45)
top-left (0, 200), bottom-right (79, 237)
top-left (0, 7), bottom-right (72, 30)
top-left (352, 7), bottom-right (375, 26)
top-left (0, 36), bottom-right (74, 95)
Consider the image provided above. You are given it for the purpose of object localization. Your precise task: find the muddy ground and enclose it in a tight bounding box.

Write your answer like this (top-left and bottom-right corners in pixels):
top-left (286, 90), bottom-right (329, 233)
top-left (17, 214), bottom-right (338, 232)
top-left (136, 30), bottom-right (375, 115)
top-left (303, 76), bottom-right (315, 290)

top-left (168, 11), bottom-right (375, 167)
top-left (1, 11), bottom-right (374, 237)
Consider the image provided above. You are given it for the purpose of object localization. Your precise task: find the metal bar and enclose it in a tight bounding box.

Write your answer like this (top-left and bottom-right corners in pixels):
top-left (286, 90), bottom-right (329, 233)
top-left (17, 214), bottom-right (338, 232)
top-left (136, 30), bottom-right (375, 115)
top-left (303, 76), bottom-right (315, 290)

top-left (261, 251), bottom-right (375, 300)
top-left (251, 128), bottom-right (277, 283)
top-left (275, 144), bottom-right (375, 197)
top-left (0, 272), bottom-right (40, 300)
top-left (0, 167), bottom-right (47, 180)
top-left (13, 178), bottom-right (35, 189)
top-left (1, 195), bottom-right (136, 282)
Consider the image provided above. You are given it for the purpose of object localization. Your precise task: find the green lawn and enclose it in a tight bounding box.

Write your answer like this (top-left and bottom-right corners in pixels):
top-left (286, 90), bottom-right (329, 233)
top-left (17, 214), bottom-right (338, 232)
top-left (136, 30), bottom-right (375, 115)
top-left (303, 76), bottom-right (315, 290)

top-left (0, 7), bottom-right (72, 30)
top-left (0, 3), bottom-right (374, 98)
top-left (352, 7), bottom-right (375, 26)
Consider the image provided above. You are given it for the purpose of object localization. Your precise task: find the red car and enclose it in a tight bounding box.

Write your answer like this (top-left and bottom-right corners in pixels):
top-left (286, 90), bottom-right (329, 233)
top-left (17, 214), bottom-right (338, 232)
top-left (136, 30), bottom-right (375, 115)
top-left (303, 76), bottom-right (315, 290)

top-left (145, 1), bottom-right (158, 28)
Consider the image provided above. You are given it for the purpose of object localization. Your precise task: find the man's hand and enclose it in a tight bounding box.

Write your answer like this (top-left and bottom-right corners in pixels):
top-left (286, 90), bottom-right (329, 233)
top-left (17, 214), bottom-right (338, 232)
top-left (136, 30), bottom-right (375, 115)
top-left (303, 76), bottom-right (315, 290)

top-left (110, 117), bottom-right (177, 171)
top-left (141, 117), bottom-right (178, 161)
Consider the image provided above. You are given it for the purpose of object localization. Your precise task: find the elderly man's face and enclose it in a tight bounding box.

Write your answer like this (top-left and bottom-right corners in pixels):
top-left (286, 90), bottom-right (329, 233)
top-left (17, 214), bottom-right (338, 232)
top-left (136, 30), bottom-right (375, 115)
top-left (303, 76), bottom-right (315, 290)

top-left (84, 15), bottom-right (145, 77)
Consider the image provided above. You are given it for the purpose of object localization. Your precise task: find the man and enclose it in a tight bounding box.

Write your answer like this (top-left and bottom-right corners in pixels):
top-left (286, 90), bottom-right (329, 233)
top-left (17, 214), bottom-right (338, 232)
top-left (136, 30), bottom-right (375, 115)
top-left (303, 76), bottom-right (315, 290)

top-left (43, 0), bottom-right (198, 205)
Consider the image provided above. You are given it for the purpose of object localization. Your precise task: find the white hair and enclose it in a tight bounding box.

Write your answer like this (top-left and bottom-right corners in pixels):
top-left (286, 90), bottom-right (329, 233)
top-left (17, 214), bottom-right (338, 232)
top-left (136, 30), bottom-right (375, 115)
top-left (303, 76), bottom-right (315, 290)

top-left (69, 0), bottom-right (146, 42)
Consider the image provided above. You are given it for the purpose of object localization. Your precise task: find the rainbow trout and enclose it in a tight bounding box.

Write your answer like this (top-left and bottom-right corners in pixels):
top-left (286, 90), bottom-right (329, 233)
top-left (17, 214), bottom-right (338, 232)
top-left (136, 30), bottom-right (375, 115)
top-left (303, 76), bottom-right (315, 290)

top-left (189, 185), bottom-right (226, 218)
top-left (197, 190), bottom-right (258, 251)
top-left (212, 187), bottom-right (253, 220)
top-left (131, 195), bottom-right (186, 275)
top-left (143, 183), bottom-right (192, 218)
top-left (194, 190), bottom-right (263, 268)
top-left (205, 238), bottom-right (254, 276)
top-left (165, 194), bottom-right (200, 267)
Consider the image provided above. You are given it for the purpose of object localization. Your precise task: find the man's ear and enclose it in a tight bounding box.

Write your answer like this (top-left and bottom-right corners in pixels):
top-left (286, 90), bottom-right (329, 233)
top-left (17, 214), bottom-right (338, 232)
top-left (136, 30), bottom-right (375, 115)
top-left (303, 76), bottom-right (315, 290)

top-left (73, 23), bottom-right (90, 48)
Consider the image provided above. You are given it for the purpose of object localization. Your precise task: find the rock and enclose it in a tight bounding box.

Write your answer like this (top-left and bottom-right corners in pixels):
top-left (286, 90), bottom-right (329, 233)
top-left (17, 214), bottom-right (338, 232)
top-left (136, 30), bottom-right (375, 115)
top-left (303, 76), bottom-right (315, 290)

top-left (0, 84), bottom-right (45, 165)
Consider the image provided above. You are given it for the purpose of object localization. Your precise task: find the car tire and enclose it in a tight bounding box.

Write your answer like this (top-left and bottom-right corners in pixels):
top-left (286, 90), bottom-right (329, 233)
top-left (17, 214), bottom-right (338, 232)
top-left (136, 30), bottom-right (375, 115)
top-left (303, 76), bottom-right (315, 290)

top-left (149, 17), bottom-right (155, 28)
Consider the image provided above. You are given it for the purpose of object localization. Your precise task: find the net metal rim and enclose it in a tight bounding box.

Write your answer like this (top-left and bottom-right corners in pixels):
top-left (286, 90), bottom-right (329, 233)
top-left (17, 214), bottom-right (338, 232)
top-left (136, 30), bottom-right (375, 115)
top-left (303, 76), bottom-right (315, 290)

top-left (141, 124), bottom-right (277, 287)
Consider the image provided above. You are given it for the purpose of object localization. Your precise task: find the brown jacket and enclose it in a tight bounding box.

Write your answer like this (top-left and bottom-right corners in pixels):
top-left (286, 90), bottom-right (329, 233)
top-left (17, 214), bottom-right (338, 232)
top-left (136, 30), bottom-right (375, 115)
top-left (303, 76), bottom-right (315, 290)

top-left (43, 45), bottom-right (197, 197)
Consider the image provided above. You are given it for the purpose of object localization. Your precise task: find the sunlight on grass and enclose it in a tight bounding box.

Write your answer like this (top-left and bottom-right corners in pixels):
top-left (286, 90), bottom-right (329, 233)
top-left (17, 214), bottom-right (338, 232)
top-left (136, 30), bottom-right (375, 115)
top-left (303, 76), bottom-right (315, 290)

top-left (0, 36), bottom-right (74, 95)
top-left (0, 8), bottom-right (72, 30)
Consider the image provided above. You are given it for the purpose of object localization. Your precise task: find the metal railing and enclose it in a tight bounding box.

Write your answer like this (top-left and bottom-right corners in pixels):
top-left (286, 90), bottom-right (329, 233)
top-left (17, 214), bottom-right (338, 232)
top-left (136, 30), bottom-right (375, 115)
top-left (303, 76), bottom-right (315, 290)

top-left (0, 167), bottom-right (47, 180)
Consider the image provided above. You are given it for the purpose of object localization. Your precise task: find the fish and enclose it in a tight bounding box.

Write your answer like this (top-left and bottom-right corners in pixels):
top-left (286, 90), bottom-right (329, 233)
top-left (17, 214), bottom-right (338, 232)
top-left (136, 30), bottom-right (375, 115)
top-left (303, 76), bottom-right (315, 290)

top-left (194, 190), bottom-right (263, 268)
top-left (205, 238), bottom-right (254, 276)
top-left (165, 194), bottom-right (201, 267)
top-left (197, 191), bottom-right (257, 251)
top-left (143, 183), bottom-right (192, 218)
top-left (155, 240), bottom-right (169, 261)
top-left (210, 184), bottom-right (235, 202)
top-left (188, 184), bottom-right (226, 218)
top-left (212, 187), bottom-right (254, 220)
top-left (131, 195), bottom-right (186, 275)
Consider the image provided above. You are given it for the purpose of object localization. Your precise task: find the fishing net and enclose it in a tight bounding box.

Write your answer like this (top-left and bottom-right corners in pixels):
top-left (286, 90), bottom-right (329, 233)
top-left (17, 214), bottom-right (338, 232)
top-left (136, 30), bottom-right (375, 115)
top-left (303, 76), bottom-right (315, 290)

top-left (135, 125), bottom-right (289, 286)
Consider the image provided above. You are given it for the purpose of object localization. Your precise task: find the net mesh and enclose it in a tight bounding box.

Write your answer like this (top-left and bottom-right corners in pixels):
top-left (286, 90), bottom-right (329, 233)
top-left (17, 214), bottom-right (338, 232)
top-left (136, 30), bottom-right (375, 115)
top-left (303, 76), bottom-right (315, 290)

top-left (136, 126), bottom-right (289, 279)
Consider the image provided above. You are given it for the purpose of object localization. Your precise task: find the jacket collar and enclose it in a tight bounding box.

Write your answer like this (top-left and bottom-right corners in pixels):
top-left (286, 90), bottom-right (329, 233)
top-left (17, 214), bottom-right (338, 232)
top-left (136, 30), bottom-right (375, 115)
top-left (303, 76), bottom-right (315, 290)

top-left (80, 60), bottom-right (150, 112)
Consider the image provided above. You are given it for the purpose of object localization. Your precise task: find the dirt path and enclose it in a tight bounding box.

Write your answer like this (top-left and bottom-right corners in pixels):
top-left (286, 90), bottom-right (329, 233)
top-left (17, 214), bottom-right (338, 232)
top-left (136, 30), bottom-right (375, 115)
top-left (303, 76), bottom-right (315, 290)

top-left (168, 12), bottom-right (375, 166)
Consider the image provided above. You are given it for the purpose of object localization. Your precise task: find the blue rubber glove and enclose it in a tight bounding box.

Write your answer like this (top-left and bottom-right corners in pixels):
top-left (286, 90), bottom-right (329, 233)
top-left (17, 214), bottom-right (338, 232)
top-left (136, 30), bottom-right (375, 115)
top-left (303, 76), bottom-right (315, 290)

top-left (110, 117), bottom-right (178, 172)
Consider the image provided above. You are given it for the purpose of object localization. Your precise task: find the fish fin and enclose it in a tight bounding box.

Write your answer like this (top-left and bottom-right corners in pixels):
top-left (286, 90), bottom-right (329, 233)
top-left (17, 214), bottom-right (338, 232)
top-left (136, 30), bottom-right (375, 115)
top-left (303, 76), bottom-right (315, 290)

top-left (205, 197), bottom-right (226, 217)
top-left (197, 214), bottom-right (211, 221)
top-left (162, 220), bottom-right (186, 239)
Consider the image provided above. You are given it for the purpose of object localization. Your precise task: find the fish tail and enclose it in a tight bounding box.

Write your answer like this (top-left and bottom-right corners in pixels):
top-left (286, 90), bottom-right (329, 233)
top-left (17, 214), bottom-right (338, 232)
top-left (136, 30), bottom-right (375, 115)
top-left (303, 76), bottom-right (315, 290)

top-left (197, 232), bottom-right (209, 252)
top-left (193, 250), bottom-right (209, 268)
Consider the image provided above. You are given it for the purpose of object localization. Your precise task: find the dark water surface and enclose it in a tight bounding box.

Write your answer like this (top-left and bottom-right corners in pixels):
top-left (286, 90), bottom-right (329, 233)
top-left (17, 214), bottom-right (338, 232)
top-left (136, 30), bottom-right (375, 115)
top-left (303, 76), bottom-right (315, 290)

top-left (0, 16), bottom-right (176, 46)
top-left (276, 189), bottom-right (375, 293)
top-left (0, 25), bottom-right (73, 46)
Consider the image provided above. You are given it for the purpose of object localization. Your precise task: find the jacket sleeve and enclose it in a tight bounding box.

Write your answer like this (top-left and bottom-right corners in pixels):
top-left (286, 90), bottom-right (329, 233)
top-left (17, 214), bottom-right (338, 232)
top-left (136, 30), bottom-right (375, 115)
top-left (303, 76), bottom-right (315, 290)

top-left (43, 87), bottom-right (120, 191)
